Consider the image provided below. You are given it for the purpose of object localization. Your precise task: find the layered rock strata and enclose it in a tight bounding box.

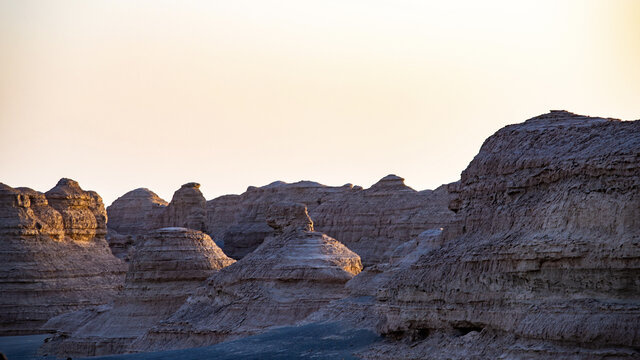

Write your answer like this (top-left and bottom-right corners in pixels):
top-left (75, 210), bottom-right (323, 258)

top-left (368, 111), bottom-right (640, 358)
top-left (0, 179), bottom-right (126, 335)
top-left (40, 227), bottom-right (235, 357)
top-left (206, 176), bottom-right (454, 265)
top-left (106, 183), bottom-right (206, 260)
top-left (106, 188), bottom-right (168, 259)
top-left (131, 202), bottom-right (362, 351)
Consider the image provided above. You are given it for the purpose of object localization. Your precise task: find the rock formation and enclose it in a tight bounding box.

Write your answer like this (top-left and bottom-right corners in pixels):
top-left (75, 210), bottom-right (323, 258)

top-left (40, 227), bottom-right (235, 357)
top-left (106, 188), bottom-right (168, 259)
top-left (363, 111), bottom-right (640, 358)
top-left (0, 179), bottom-right (126, 335)
top-left (204, 176), bottom-right (454, 265)
top-left (105, 183), bottom-right (206, 260)
top-left (311, 176), bottom-right (452, 265)
top-left (205, 180), bottom-right (358, 258)
top-left (131, 202), bottom-right (362, 352)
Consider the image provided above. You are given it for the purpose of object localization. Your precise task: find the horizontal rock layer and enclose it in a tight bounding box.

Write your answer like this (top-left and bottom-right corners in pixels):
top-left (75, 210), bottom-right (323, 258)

top-left (0, 179), bottom-right (126, 335)
top-left (40, 227), bottom-right (235, 357)
top-left (372, 111), bottom-right (640, 358)
top-left (131, 202), bottom-right (362, 352)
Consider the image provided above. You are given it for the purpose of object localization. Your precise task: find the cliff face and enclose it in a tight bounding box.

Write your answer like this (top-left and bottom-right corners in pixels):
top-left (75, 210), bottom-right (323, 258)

top-left (206, 176), bottom-right (453, 265)
top-left (311, 176), bottom-right (452, 265)
top-left (205, 181), bottom-right (357, 258)
top-left (40, 227), bottom-right (235, 357)
top-left (0, 179), bottom-right (126, 335)
top-left (367, 111), bottom-right (640, 358)
top-left (131, 202), bottom-right (362, 352)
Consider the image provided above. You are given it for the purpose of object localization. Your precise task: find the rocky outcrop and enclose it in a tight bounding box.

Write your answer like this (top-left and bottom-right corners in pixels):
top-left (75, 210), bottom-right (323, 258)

top-left (206, 181), bottom-right (357, 258)
top-left (311, 176), bottom-right (453, 265)
top-left (206, 176), bottom-right (453, 265)
top-left (367, 111), bottom-right (640, 358)
top-left (131, 202), bottom-right (362, 352)
top-left (157, 183), bottom-right (207, 232)
top-left (106, 188), bottom-right (167, 259)
top-left (105, 183), bottom-right (206, 260)
top-left (0, 179), bottom-right (126, 335)
top-left (40, 227), bottom-right (235, 357)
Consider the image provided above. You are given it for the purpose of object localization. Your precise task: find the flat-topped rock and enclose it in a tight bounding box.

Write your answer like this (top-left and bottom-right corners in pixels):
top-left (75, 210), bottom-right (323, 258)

top-left (0, 179), bottom-right (125, 335)
top-left (40, 227), bottom-right (235, 357)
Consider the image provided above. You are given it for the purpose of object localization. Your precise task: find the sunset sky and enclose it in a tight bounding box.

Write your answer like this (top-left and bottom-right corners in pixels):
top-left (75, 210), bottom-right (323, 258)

top-left (1, 0), bottom-right (639, 205)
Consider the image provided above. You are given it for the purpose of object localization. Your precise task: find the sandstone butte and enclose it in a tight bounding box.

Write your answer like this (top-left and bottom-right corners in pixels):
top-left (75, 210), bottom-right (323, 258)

top-left (356, 110), bottom-right (640, 359)
top-left (40, 227), bottom-right (235, 357)
top-left (0, 178), bottom-right (126, 335)
top-left (107, 175), bottom-right (454, 266)
top-left (129, 202), bottom-right (362, 352)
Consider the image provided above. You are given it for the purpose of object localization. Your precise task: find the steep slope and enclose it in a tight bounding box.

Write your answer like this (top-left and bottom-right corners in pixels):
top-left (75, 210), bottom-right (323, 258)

top-left (0, 179), bottom-right (126, 335)
top-left (365, 111), bottom-right (640, 359)
top-left (40, 228), bottom-right (235, 357)
top-left (132, 202), bottom-right (362, 352)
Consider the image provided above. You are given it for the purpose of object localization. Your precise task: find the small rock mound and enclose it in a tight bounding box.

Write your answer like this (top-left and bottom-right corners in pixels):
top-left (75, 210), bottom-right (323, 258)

top-left (41, 228), bottom-right (235, 357)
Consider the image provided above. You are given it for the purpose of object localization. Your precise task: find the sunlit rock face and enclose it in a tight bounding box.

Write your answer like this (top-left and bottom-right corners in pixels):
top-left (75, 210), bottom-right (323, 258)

top-left (366, 111), bottom-right (640, 359)
top-left (0, 179), bottom-right (126, 335)
top-left (207, 177), bottom-right (454, 265)
top-left (40, 227), bottom-right (235, 357)
top-left (131, 202), bottom-right (362, 352)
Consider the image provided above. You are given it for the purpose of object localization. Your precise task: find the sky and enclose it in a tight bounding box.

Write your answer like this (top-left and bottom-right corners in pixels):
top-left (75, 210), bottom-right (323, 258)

top-left (1, 0), bottom-right (639, 206)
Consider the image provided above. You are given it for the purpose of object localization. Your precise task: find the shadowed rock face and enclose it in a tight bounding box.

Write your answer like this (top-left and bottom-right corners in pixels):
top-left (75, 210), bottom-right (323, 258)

top-left (131, 202), bottom-right (362, 352)
top-left (206, 177), bottom-right (454, 265)
top-left (110, 177), bottom-right (454, 266)
top-left (40, 228), bottom-right (235, 357)
top-left (106, 188), bottom-right (168, 259)
top-left (366, 111), bottom-right (640, 358)
top-left (0, 179), bottom-right (126, 335)
top-left (106, 183), bottom-right (206, 260)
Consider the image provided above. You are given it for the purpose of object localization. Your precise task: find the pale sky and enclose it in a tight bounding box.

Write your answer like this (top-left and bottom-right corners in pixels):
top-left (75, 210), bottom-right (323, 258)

top-left (1, 0), bottom-right (639, 205)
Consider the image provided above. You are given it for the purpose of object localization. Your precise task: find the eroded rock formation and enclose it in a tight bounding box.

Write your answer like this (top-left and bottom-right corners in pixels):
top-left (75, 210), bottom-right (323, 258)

top-left (365, 111), bottom-right (640, 358)
top-left (106, 183), bottom-right (206, 260)
top-left (0, 179), bottom-right (126, 335)
top-left (131, 202), bottom-right (362, 351)
top-left (40, 227), bottom-right (235, 357)
top-left (205, 176), bottom-right (453, 265)
top-left (106, 188), bottom-right (168, 259)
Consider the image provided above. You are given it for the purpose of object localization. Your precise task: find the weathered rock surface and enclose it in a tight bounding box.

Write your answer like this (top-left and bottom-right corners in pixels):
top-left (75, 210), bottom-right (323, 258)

top-left (206, 176), bottom-right (454, 265)
top-left (40, 227), bottom-right (235, 357)
top-left (106, 188), bottom-right (167, 259)
top-left (0, 179), bottom-right (126, 335)
top-left (205, 181), bottom-right (358, 258)
top-left (106, 183), bottom-right (206, 260)
top-left (367, 111), bottom-right (640, 358)
top-left (131, 202), bottom-right (362, 351)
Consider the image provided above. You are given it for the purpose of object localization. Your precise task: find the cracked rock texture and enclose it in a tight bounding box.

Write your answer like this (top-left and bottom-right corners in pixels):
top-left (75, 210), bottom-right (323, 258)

top-left (0, 179), bottom-right (126, 335)
top-left (369, 111), bottom-right (640, 359)
top-left (131, 202), bottom-right (362, 352)
top-left (40, 227), bottom-right (235, 357)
